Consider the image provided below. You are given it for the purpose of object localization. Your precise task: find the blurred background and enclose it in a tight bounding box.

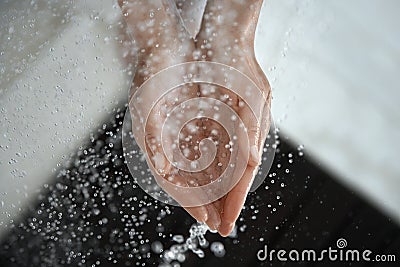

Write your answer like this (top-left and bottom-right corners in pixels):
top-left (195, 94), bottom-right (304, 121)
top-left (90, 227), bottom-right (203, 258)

top-left (256, 0), bottom-right (400, 225)
top-left (0, 0), bottom-right (399, 266)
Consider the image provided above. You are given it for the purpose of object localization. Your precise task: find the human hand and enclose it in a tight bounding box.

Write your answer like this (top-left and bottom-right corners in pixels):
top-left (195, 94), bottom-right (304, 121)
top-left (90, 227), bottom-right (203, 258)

top-left (119, 0), bottom-right (217, 225)
top-left (119, 0), bottom-right (271, 236)
top-left (195, 0), bottom-right (271, 236)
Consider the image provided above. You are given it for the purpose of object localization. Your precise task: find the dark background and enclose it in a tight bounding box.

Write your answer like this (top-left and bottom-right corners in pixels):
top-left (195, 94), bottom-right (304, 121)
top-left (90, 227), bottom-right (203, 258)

top-left (0, 107), bottom-right (398, 267)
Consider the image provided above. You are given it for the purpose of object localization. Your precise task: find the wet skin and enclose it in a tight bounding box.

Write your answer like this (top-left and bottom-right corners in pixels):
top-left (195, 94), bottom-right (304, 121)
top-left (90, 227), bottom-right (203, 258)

top-left (119, 0), bottom-right (271, 236)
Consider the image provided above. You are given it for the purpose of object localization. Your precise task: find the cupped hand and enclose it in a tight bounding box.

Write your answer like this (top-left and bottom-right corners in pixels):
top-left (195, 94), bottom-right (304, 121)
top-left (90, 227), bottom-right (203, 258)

top-left (119, 0), bottom-right (212, 223)
top-left (196, 0), bottom-right (271, 236)
top-left (119, 0), bottom-right (271, 236)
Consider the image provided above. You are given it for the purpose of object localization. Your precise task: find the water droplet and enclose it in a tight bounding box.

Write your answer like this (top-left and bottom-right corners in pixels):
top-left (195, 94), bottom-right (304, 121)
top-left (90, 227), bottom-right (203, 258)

top-left (151, 241), bottom-right (163, 254)
top-left (172, 235), bottom-right (184, 243)
top-left (210, 242), bottom-right (225, 257)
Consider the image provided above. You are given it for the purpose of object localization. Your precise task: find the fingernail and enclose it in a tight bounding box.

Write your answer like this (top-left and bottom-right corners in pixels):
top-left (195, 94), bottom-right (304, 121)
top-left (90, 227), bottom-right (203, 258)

top-left (206, 206), bottom-right (221, 230)
top-left (188, 207), bottom-right (208, 223)
top-left (200, 209), bottom-right (209, 223)
top-left (227, 223), bottom-right (235, 235)
top-left (196, 206), bottom-right (209, 223)
top-left (250, 145), bottom-right (260, 165)
top-left (218, 222), bottom-right (235, 237)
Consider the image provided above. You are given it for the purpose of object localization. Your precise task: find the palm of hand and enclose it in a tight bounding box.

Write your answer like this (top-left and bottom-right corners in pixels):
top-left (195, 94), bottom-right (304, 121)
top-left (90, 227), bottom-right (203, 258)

top-left (120, 0), bottom-right (271, 236)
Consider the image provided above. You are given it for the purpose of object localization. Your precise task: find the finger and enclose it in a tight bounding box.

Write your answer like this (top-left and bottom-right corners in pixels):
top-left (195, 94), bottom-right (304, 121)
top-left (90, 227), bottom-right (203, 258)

top-left (239, 102), bottom-right (262, 167)
top-left (207, 196), bottom-right (225, 231)
top-left (250, 58), bottom-right (272, 147)
top-left (138, 95), bottom-right (173, 175)
top-left (257, 101), bottom-right (272, 153)
top-left (173, 173), bottom-right (221, 229)
top-left (185, 206), bottom-right (209, 224)
top-left (218, 164), bottom-right (258, 236)
top-left (177, 119), bottom-right (223, 230)
top-left (150, 117), bottom-right (212, 225)
top-left (145, 132), bottom-right (171, 175)
top-left (161, 172), bottom-right (210, 223)
top-left (202, 202), bottom-right (221, 231)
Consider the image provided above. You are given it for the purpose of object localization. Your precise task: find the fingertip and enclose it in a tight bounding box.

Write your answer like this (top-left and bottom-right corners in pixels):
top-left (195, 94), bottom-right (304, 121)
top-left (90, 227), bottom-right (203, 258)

top-left (202, 211), bottom-right (209, 223)
top-left (218, 221), bottom-right (235, 237)
top-left (205, 205), bottom-right (221, 231)
top-left (199, 207), bottom-right (209, 223)
top-left (185, 206), bottom-right (209, 224)
top-left (221, 187), bottom-right (248, 224)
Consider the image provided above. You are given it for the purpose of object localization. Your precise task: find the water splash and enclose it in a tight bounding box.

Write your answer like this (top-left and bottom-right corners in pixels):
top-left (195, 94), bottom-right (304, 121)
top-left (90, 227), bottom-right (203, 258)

top-left (160, 222), bottom-right (210, 266)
